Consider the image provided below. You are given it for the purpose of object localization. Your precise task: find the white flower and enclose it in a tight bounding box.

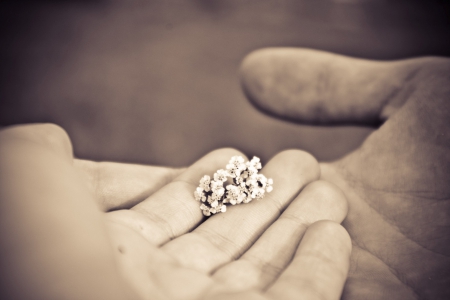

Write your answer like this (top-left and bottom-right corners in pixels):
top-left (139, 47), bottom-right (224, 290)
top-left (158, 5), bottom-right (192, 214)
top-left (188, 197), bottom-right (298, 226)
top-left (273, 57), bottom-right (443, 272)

top-left (235, 173), bottom-right (244, 184)
top-left (199, 175), bottom-right (211, 192)
top-left (225, 184), bottom-right (239, 204)
top-left (254, 174), bottom-right (273, 193)
top-left (247, 166), bottom-right (258, 177)
top-left (247, 156), bottom-right (262, 170)
top-left (214, 169), bottom-right (229, 182)
top-left (225, 183), bottom-right (248, 205)
top-left (226, 184), bottom-right (239, 195)
top-left (226, 156), bottom-right (246, 178)
top-left (236, 184), bottom-right (249, 203)
top-left (228, 155), bottom-right (245, 167)
top-left (211, 180), bottom-right (225, 197)
top-left (195, 156), bottom-right (271, 217)
top-left (251, 187), bottom-right (265, 199)
top-left (194, 187), bottom-right (207, 202)
top-left (246, 177), bottom-right (258, 189)
top-left (266, 178), bottom-right (273, 193)
top-left (236, 192), bottom-right (246, 204)
top-left (211, 192), bottom-right (222, 201)
top-left (256, 174), bottom-right (267, 187)
top-left (200, 203), bottom-right (211, 216)
top-left (243, 196), bottom-right (253, 204)
top-left (227, 165), bottom-right (242, 178)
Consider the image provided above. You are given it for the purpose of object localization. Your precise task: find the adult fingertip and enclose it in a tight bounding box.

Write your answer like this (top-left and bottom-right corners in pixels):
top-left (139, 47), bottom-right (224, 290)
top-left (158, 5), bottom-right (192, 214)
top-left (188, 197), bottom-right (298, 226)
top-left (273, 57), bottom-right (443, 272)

top-left (240, 47), bottom-right (437, 127)
top-left (268, 149), bottom-right (320, 183)
top-left (206, 148), bottom-right (249, 163)
top-left (0, 123), bottom-right (73, 162)
top-left (239, 48), bottom-right (280, 113)
top-left (308, 220), bottom-right (352, 256)
top-left (301, 180), bottom-right (349, 223)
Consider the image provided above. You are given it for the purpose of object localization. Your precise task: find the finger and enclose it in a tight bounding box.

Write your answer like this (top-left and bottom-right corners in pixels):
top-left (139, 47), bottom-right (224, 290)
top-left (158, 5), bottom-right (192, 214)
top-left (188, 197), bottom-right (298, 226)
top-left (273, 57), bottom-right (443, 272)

top-left (0, 123), bottom-right (73, 161)
top-left (209, 180), bottom-right (347, 294)
top-left (266, 220), bottom-right (351, 300)
top-left (74, 159), bottom-right (185, 211)
top-left (161, 149), bottom-right (320, 273)
top-left (0, 125), bottom-right (138, 299)
top-left (105, 148), bottom-right (247, 246)
top-left (240, 47), bottom-right (444, 126)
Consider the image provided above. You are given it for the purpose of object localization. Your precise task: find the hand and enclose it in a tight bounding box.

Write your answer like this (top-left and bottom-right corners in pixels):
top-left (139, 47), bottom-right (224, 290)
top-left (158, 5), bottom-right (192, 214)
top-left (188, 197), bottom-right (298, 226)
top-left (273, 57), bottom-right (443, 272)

top-left (0, 123), bottom-right (351, 300)
top-left (240, 48), bottom-right (450, 299)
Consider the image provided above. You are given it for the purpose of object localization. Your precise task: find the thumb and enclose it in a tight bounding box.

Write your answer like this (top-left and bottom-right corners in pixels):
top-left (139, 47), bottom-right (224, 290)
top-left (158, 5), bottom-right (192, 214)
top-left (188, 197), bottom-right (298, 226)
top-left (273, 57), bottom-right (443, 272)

top-left (239, 48), bottom-right (435, 126)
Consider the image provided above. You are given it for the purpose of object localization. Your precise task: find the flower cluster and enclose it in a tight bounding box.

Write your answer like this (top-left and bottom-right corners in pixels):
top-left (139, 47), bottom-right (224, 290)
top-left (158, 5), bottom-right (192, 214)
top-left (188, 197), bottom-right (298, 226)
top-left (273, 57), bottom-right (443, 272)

top-left (194, 156), bottom-right (273, 216)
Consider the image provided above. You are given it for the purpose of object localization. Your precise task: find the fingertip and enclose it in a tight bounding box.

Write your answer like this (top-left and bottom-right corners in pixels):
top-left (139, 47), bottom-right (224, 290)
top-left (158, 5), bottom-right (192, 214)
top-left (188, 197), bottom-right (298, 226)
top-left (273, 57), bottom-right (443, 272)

top-left (240, 47), bottom-right (325, 122)
top-left (307, 220), bottom-right (352, 256)
top-left (0, 123), bottom-right (73, 161)
top-left (282, 179), bottom-right (348, 226)
top-left (206, 147), bottom-right (249, 164)
top-left (240, 47), bottom-right (435, 126)
top-left (37, 123), bottom-right (73, 161)
top-left (267, 149), bottom-right (320, 183)
top-left (239, 48), bottom-right (282, 114)
top-left (302, 180), bottom-right (348, 222)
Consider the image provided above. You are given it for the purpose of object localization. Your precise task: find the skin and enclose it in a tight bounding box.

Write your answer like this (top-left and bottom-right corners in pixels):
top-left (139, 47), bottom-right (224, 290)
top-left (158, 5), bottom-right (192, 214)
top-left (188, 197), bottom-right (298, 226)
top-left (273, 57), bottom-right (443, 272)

top-left (239, 48), bottom-right (450, 300)
top-left (0, 123), bottom-right (351, 300)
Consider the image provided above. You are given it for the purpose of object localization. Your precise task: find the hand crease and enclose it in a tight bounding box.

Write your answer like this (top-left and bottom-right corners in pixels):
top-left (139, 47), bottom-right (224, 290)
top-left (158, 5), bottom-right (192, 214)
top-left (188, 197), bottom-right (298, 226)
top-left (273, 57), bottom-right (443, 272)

top-left (350, 242), bottom-right (421, 300)
top-left (191, 229), bottom-right (242, 270)
top-left (339, 163), bottom-right (450, 257)
top-left (337, 164), bottom-right (448, 299)
top-left (133, 205), bottom-right (177, 244)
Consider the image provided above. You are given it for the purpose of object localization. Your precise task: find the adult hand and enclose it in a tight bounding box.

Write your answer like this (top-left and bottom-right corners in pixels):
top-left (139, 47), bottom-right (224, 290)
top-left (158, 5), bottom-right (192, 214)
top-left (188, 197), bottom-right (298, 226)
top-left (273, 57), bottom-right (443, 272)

top-left (0, 123), bottom-right (350, 300)
top-left (240, 48), bottom-right (450, 299)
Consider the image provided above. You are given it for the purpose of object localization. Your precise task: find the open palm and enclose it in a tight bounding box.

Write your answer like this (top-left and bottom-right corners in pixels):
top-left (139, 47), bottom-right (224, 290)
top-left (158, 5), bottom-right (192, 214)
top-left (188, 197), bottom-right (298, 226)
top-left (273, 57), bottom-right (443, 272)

top-left (240, 48), bottom-right (450, 300)
top-left (0, 124), bottom-right (351, 300)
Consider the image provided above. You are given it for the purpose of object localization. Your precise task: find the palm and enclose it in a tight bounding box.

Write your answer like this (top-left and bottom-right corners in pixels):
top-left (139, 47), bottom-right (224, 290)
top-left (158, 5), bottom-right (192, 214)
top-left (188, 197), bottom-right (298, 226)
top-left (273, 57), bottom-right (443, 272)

top-left (99, 148), bottom-right (350, 300)
top-left (240, 49), bottom-right (450, 299)
top-left (0, 125), bottom-right (352, 300)
top-left (104, 216), bottom-right (213, 299)
top-left (323, 110), bottom-right (450, 299)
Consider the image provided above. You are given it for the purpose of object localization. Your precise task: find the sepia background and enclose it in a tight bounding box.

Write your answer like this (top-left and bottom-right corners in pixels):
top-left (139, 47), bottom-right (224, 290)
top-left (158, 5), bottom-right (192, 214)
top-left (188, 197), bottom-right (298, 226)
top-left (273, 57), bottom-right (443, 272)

top-left (1, 0), bottom-right (450, 166)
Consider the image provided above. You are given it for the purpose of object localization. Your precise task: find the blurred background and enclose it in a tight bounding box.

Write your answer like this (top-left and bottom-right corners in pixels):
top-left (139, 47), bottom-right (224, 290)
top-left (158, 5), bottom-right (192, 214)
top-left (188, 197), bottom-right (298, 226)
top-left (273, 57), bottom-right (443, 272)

top-left (1, 0), bottom-right (450, 166)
